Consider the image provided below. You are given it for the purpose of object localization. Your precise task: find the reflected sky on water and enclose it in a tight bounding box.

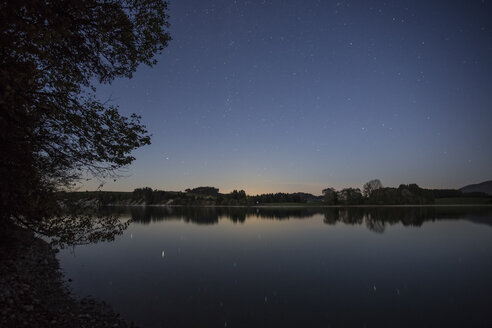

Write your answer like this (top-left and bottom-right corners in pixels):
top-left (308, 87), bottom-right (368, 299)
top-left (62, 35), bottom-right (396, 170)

top-left (58, 206), bottom-right (492, 327)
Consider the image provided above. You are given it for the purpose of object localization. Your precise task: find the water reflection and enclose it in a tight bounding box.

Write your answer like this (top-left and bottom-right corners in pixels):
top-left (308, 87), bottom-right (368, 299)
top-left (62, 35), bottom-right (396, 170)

top-left (46, 211), bottom-right (130, 248)
top-left (59, 206), bottom-right (492, 328)
top-left (101, 205), bottom-right (492, 233)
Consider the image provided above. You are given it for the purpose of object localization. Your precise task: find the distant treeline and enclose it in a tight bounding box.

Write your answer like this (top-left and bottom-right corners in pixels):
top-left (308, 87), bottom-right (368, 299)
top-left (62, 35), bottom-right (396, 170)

top-left (60, 186), bottom-right (323, 206)
top-left (59, 179), bottom-right (492, 206)
top-left (324, 180), bottom-right (490, 205)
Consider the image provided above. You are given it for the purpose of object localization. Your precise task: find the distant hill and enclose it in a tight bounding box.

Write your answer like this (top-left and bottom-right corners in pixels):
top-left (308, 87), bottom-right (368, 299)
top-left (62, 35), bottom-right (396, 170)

top-left (460, 180), bottom-right (492, 195)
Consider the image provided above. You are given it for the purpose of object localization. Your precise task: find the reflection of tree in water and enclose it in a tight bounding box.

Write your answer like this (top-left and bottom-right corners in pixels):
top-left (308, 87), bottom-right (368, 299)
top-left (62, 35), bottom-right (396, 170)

top-left (323, 207), bottom-right (431, 233)
top-left (107, 205), bottom-right (492, 233)
top-left (365, 214), bottom-right (386, 234)
top-left (129, 206), bottom-right (218, 225)
top-left (41, 205), bottom-right (130, 248)
top-left (226, 208), bottom-right (247, 223)
top-left (50, 205), bottom-right (492, 247)
top-left (181, 207), bottom-right (219, 225)
top-left (340, 208), bottom-right (364, 225)
top-left (251, 207), bottom-right (320, 220)
top-left (128, 206), bottom-right (321, 224)
top-left (322, 206), bottom-right (492, 233)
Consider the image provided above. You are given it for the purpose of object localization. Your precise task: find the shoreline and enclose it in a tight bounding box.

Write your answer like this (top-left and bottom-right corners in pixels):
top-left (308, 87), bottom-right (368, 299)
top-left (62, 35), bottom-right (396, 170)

top-left (0, 222), bottom-right (136, 328)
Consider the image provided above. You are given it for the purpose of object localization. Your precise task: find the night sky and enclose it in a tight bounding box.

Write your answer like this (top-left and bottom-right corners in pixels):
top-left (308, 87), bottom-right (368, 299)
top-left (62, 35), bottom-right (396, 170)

top-left (89, 0), bottom-right (492, 195)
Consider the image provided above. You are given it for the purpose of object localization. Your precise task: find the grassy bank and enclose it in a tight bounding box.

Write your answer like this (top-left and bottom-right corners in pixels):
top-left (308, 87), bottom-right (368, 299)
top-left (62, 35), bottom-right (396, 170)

top-left (435, 197), bottom-right (492, 205)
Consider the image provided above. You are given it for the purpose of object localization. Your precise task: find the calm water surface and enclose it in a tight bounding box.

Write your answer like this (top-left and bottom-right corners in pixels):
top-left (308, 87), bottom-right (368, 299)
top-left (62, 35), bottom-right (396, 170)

top-left (58, 206), bottom-right (492, 327)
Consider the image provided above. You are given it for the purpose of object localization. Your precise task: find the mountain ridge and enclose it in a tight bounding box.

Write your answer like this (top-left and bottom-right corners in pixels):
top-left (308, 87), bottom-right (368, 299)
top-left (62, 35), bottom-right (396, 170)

top-left (460, 180), bottom-right (492, 195)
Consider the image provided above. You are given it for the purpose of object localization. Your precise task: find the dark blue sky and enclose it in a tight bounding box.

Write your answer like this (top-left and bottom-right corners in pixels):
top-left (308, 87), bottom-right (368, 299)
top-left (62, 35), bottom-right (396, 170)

top-left (89, 0), bottom-right (492, 194)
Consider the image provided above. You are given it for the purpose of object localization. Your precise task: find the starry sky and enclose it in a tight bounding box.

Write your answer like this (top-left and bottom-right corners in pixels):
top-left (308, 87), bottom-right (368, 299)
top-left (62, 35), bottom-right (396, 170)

top-left (87, 0), bottom-right (492, 195)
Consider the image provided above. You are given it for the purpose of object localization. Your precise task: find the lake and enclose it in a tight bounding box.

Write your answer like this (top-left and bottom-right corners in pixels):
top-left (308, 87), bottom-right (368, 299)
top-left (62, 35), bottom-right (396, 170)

top-left (58, 206), bottom-right (492, 327)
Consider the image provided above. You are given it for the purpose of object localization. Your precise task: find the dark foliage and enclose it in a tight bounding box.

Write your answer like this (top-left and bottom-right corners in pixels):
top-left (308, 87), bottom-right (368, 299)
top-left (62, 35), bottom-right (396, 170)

top-left (431, 189), bottom-right (463, 198)
top-left (60, 182), bottom-right (490, 212)
top-left (337, 188), bottom-right (364, 205)
top-left (1, 0), bottom-right (170, 244)
top-left (365, 184), bottom-right (434, 205)
top-left (322, 180), bottom-right (435, 205)
top-left (185, 186), bottom-right (220, 197)
top-left (322, 187), bottom-right (337, 205)
top-left (362, 179), bottom-right (383, 197)
top-left (431, 189), bottom-right (490, 199)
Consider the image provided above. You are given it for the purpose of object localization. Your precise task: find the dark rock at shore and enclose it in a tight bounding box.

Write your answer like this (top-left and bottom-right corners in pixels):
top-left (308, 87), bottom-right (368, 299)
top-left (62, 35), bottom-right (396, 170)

top-left (0, 222), bottom-right (137, 328)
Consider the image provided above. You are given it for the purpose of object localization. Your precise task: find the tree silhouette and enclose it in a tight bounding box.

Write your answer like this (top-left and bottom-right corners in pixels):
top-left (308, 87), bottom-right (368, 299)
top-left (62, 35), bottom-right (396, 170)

top-left (1, 0), bottom-right (171, 241)
top-left (362, 179), bottom-right (383, 198)
top-left (322, 187), bottom-right (337, 205)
